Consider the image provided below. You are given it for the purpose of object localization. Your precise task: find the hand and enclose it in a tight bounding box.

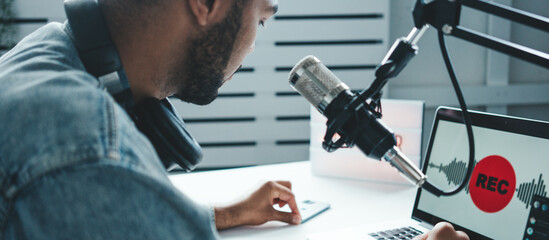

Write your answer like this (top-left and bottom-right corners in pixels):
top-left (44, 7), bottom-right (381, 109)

top-left (214, 180), bottom-right (302, 230)
top-left (413, 222), bottom-right (469, 240)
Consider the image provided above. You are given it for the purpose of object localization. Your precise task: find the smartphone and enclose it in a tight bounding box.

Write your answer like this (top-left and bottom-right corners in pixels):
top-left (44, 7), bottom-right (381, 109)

top-left (274, 200), bottom-right (331, 224)
top-left (299, 200), bottom-right (331, 223)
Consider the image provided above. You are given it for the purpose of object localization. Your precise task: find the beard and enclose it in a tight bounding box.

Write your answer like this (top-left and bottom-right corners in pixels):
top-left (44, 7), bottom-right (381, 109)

top-left (170, 2), bottom-right (244, 105)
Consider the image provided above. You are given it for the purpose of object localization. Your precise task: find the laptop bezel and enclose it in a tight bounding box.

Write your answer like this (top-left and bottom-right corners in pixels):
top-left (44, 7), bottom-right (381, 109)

top-left (410, 106), bottom-right (549, 240)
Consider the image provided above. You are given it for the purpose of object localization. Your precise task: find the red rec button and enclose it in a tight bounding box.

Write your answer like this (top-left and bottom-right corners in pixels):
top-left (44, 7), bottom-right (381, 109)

top-left (469, 155), bottom-right (516, 213)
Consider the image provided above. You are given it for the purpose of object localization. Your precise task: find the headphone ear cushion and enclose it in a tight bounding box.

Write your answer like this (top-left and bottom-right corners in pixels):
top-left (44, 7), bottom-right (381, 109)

top-left (132, 98), bottom-right (202, 171)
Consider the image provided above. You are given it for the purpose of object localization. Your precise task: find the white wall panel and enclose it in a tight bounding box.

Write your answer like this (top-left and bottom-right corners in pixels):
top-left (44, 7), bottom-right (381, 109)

top-left (200, 145), bottom-right (308, 168)
top-left (222, 70), bottom-right (377, 93)
top-left (11, 0), bottom-right (64, 19)
top-left (1, 0), bottom-right (65, 54)
top-left (256, 19), bottom-right (388, 41)
top-left (184, 121), bottom-right (309, 143)
top-left (242, 45), bottom-right (388, 66)
top-left (172, 95), bottom-right (311, 118)
top-left (277, 0), bottom-right (386, 15)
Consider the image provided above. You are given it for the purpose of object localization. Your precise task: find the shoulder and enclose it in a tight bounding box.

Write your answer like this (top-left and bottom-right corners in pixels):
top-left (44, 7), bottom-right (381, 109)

top-left (0, 22), bottom-right (163, 187)
top-left (0, 22), bottom-right (84, 76)
top-left (0, 22), bottom-right (100, 109)
top-left (0, 22), bottom-right (112, 162)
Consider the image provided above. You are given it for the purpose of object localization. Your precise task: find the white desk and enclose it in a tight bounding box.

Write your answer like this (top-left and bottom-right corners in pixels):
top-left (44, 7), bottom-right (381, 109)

top-left (169, 161), bottom-right (418, 239)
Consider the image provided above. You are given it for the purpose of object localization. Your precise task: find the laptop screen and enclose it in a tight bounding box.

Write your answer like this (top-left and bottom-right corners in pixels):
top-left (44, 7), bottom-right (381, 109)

top-left (412, 107), bottom-right (549, 240)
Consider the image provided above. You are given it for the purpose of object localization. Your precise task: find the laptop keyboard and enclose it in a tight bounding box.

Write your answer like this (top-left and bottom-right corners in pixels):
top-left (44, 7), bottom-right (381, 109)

top-left (368, 226), bottom-right (423, 240)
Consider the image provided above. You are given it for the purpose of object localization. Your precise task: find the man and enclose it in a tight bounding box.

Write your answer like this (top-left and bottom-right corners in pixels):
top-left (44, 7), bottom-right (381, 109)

top-left (0, 0), bottom-right (468, 239)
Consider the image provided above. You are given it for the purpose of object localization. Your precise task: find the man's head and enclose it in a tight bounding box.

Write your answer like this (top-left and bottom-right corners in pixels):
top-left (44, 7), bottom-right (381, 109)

top-left (100, 0), bottom-right (278, 105)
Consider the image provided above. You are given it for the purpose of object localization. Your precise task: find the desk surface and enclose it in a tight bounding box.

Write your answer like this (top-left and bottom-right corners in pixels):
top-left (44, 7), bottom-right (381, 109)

top-left (169, 161), bottom-right (418, 239)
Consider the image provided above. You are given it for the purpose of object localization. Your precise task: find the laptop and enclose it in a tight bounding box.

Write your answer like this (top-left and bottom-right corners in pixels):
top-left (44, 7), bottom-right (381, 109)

top-left (308, 106), bottom-right (549, 240)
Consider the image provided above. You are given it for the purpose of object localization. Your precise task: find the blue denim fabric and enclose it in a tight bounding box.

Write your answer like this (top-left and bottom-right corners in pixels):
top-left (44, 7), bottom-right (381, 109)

top-left (0, 23), bottom-right (219, 239)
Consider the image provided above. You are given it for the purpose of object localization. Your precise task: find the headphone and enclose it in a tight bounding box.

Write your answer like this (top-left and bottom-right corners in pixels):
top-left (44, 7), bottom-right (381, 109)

top-left (64, 0), bottom-right (202, 171)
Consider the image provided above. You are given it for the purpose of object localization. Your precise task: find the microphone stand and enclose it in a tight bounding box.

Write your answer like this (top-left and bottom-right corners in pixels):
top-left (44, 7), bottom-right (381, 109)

top-left (323, 0), bottom-right (549, 197)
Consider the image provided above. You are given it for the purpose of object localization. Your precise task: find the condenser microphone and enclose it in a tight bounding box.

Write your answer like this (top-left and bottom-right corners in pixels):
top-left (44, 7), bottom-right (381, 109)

top-left (289, 55), bottom-right (426, 187)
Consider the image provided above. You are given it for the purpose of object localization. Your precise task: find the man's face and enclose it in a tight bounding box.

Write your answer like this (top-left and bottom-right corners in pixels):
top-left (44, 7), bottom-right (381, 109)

top-left (172, 0), bottom-right (278, 105)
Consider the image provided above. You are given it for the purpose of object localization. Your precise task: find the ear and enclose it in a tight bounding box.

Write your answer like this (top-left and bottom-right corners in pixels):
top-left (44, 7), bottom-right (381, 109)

top-left (187, 0), bottom-right (225, 26)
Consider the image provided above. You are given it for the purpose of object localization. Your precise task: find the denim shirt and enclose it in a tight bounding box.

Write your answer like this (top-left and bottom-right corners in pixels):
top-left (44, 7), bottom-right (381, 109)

top-left (0, 23), bottom-right (219, 239)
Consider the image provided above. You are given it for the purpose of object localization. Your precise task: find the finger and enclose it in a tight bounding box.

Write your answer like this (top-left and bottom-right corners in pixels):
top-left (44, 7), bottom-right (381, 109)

top-left (272, 209), bottom-right (301, 225)
top-left (456, 231), bottom-right (470, 240)
top-left (272, 198), bottom-right (287, 208)
top-left (429, 222), bottom-right (469, 240)
top-left (270, 182), bottom-right (300, 215)
top-left (412, 233), bottom-right (428, 240)
top-left (275, 180), bottom-right (292, 190)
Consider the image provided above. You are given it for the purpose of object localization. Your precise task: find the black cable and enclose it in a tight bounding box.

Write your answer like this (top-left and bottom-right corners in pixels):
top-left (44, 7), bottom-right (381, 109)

top-left (422, 31), bottom-right (476, 197)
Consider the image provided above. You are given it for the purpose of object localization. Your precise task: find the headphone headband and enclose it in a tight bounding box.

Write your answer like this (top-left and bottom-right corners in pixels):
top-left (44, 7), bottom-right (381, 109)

top-left (64, 0), bottom-right (133, 107)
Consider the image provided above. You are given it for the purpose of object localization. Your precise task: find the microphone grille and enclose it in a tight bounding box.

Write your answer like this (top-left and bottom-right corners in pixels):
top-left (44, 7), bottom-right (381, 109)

top-left (288, 56), bottom-right (348, 112)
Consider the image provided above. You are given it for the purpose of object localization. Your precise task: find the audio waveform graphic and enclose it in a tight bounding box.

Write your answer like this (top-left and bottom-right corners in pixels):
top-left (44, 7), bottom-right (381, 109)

top-left (516, 174), bottom-right (547, 208)
top-left (428, 158), bottom-right (477, 190)
top-left (428, 159), bottom-right (548, 208)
